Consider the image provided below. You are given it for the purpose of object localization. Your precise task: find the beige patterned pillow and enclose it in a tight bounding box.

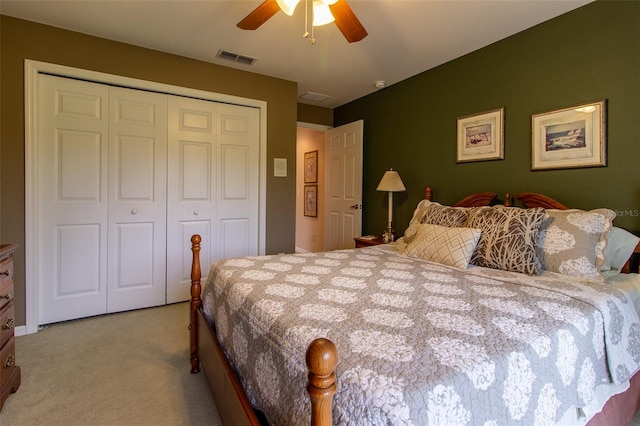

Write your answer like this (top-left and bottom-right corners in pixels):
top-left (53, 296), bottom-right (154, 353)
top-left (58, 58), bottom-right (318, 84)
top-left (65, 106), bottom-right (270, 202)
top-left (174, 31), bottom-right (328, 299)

top-left (404, 223), bottom-right (482, 269)
top-left (536, 208), bottom-right (615, 282)
top-left (467, 206), bottom-right (546, 275)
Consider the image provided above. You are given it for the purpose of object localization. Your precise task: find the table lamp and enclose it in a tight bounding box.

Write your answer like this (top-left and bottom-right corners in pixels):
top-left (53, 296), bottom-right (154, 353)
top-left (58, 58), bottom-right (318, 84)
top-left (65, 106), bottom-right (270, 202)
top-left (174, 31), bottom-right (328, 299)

top-left (376, 168), bottom-right (406, 243)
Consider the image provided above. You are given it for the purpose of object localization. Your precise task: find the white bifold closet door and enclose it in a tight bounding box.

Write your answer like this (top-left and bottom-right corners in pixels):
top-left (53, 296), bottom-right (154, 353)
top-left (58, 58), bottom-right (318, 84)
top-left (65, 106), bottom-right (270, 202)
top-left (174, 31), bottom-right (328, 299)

top-left (37, 74), bottom-right (260, 324)
top-left (166, 96), bottom-right (260, 303)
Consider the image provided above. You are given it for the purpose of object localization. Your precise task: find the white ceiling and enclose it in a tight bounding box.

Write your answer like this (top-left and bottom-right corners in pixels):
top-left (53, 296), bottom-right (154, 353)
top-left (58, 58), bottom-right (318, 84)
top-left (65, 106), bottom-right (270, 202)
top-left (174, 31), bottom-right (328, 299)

top-left (0, 0), bottom-right (593, 108)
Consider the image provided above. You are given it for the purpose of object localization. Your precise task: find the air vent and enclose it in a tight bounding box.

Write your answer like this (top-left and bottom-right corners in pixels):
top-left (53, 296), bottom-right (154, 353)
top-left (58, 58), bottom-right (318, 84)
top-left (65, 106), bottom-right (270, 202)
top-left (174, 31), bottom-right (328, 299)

top-left (299, 91), bottom-right (331, 102)
top-left (216, 49), bottom-right (257, 66)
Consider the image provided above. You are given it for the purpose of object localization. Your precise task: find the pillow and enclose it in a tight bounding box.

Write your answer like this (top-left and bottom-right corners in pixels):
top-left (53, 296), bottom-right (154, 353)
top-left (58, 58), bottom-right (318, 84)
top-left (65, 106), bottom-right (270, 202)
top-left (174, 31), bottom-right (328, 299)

top-left (421, 203), bottom-right (470, 227)
top-left (536, 208), bottom-right (615, 282)
top-left (404, 223), bottom-right (482, 270)
top-left (402, 199), bottom-right (432, 244)
top-left (601, 227), bottom-right (640, 274)
top-left (467, 206), bottom-right (546, 275)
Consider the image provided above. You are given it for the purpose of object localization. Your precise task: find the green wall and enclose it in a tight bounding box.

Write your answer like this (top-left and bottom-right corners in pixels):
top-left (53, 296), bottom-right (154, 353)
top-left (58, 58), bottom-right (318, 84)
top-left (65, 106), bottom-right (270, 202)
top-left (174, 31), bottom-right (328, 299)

top-left (0, 16), bottom-right (298, 325)
top-left (335, 0), bottom-right (640, 238)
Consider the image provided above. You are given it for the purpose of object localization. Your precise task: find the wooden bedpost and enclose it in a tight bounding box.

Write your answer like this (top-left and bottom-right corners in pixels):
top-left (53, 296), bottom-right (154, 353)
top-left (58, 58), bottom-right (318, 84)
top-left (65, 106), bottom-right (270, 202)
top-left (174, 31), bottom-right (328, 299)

top-left (505, 193), bottom-right (511, 207)
top-left (425, 186), bottom-right (432, 201)
top-left (306, 338), bottom-right (338, 426)
top-left (190, 234), bottom-right (202, 374)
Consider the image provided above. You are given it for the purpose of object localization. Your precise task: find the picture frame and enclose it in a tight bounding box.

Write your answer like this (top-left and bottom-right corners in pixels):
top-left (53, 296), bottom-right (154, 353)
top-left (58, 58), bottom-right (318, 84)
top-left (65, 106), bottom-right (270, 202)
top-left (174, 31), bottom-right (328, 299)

top-left (531, 100), bottom-right (607, 170)
top-left (304, 185), bottom-right (317, 218)
top-left (456, 108), bottom-right (505, 163)
top-left (304, 150), bottom-right (318, 183)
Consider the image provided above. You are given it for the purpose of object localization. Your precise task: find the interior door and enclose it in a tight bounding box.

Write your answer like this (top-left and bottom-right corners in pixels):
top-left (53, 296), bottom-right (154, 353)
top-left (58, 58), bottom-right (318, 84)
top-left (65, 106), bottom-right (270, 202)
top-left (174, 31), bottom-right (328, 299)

top-left (38, 74), bottom-right (110, 324)
top-left (107, 86), bottom-right (167, 313)
top-left (324, 120), bottom-right (364, 250)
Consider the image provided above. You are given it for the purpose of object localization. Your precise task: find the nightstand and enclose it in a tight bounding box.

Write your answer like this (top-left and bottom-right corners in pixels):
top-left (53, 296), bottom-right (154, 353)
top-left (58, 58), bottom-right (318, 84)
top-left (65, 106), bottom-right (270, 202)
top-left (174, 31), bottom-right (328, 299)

top-left (354, 236), bottom-right (384, 248)
top-left (0, 243), bottom-right (19, 412)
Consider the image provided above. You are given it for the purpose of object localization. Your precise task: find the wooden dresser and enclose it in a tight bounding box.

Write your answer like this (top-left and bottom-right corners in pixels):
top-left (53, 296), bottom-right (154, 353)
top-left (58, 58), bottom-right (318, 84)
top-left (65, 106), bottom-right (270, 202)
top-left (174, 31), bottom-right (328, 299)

top-left (0, 244), bottom-right (20, 411)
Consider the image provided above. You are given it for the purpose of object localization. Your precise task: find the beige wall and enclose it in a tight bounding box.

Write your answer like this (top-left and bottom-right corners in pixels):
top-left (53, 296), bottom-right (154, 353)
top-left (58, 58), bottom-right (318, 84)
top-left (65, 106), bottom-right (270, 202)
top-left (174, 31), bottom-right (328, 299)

top-left (0, 16), bottom-right (299, 325)
top-left (295, 127), bottom-right (325, 253)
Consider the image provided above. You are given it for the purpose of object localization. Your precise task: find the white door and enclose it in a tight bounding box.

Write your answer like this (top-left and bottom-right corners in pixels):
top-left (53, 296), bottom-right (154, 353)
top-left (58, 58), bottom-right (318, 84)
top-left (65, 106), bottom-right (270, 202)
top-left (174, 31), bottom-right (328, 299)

top-left (166, 97), bottom-right (260, 303)
top-left (107, 87), bottom-right (167, 313)
top-left (38, 74), bottom-right (110, 324)
top-left (324, 120), bottom-right (364, 250)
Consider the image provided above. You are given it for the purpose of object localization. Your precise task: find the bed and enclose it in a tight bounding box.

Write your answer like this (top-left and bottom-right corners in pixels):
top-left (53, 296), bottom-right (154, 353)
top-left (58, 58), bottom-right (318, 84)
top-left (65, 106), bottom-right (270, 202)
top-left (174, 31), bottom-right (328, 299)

top-left (189, 188), bottom-right (640, 425)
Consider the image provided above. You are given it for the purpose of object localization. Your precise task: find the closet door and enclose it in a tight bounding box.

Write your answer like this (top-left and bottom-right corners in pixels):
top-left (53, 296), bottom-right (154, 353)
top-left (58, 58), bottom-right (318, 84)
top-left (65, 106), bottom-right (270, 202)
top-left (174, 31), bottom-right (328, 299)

top-left (38, 74), bottom-right (110, 324)
top-left (107, 87), bottom-right (167, 313)
top-left (166, 97), bottom-right (260, 303)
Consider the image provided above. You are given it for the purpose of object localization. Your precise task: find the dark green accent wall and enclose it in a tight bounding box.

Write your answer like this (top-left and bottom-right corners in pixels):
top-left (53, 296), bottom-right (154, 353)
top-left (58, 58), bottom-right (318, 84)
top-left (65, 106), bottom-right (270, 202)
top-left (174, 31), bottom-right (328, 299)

top-left (335, 0), bottom-right (640, 237)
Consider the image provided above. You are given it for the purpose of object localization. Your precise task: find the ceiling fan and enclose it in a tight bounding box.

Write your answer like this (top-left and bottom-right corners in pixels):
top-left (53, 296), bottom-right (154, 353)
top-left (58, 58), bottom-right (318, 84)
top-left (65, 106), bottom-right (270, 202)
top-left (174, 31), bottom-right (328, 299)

top-left (237, 0), bottom-right (368, 43)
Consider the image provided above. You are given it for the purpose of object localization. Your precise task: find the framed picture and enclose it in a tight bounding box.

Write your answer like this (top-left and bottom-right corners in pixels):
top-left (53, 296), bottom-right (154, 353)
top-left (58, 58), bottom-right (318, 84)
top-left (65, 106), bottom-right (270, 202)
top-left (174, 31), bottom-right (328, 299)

top-left (304, 185), bottom-right (317, 217)
top-left (456, 108), bottom-right (505, 163)
top-left (304, 150), bottom-right (318, 183)
top-left (531, 100), bottom-right (607, 170)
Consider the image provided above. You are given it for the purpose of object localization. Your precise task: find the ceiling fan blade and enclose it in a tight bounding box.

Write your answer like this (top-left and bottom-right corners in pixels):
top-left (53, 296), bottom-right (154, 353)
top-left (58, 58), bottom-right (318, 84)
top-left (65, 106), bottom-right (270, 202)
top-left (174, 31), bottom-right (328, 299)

top-left (329, 0), bottom-right (368, 43)
top-left (237, 0), bottom-right (281, 30)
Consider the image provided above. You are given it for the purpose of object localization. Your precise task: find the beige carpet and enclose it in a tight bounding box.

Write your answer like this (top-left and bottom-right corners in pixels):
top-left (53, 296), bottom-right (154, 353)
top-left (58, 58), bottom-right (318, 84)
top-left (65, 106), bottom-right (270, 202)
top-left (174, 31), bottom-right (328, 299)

top-left (0, 302), bottom-right (222, 426)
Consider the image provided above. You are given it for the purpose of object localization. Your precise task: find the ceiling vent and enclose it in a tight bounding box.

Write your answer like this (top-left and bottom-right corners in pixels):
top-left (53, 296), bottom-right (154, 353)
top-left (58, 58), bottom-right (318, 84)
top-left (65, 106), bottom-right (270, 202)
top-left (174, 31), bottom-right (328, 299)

top-left (299, 91), bottom-right (331, 102)
top-left (216, 49), bottom-right (257, 66)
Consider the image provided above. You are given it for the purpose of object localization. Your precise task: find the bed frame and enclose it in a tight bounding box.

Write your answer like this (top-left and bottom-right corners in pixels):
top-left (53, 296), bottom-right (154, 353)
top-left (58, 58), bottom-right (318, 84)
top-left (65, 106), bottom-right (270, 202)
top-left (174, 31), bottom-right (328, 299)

top-left (189, 189), bottom-right (640, 426)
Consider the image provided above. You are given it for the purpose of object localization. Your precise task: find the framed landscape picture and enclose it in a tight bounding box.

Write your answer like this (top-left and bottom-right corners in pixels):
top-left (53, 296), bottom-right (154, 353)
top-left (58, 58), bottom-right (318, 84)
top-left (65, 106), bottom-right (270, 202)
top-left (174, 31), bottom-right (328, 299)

top-left (531, 100), bottom-right (606, 170)
top-left (456, 108), bottom-right (505, 163)
top-left (304, 185), bottom-right (317, 217)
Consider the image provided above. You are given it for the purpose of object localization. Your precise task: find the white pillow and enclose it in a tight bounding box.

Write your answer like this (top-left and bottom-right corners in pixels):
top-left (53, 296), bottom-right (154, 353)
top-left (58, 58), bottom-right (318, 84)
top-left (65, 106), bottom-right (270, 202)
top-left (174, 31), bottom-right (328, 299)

top-left (601, 227), bottom-right (640, 275)
top-left (404, 223), bottom-right (481, 270)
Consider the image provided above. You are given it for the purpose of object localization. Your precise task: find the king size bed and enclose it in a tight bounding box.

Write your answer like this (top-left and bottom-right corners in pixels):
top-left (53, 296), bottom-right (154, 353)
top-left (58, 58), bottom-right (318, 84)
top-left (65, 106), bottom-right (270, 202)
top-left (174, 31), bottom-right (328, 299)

top-left (189, 188), bottom-right (640, 425)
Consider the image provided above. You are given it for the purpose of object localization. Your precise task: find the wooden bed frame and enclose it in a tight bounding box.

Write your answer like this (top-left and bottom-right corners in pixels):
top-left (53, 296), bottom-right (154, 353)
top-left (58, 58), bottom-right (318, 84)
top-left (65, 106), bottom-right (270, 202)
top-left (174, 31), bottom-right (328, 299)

top-left (189, 188), bottom-right (640, 426)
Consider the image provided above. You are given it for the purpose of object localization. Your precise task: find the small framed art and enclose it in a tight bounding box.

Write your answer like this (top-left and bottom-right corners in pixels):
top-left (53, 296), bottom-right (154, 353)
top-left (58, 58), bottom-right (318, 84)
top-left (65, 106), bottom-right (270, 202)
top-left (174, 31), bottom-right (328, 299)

top-left (304, 150), bottom-right (318, 183)
top-left (304, 185), bottom-right (317, 218)
top-left (456, 108), bottom-right (505, 163)
top-left (531, 100), bottom-right (606, 170)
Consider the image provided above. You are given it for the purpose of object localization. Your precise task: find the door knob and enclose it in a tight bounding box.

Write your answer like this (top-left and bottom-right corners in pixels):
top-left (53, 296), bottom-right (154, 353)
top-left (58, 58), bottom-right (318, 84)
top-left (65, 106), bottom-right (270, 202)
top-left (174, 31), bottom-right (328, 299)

top-left (350, 204), bottom-right (361, 210)
top-left (131, 209), bottom-right (138, 215)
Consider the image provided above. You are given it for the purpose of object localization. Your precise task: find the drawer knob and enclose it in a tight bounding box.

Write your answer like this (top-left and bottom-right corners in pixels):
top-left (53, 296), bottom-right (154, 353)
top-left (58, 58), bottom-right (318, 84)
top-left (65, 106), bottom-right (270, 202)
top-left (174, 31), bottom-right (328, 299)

top-left (3, 354), bottom-right (15, 369)
top-left (0, 293), bottom-right (11, 300)
top-left (2, 317), bottom-right (14, 330)
top-left (0, 270), bottom-right (9, 276)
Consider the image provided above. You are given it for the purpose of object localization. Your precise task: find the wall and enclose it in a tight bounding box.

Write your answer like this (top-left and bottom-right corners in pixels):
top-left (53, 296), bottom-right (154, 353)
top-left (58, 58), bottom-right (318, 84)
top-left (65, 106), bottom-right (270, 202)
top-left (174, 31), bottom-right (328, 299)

top-left (334, 1), bottom-right (640, 238)
top-left (295, 127), bottom-right (325, 252)
top-left (297, 103), bottom-right (333, 127)
top-left (0, 16), bottom-right (298, 325)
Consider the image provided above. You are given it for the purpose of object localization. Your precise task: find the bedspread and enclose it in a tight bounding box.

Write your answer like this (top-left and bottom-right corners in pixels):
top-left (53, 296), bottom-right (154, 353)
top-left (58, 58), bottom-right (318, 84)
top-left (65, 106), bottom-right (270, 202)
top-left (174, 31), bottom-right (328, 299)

top-left (201, 244), bottom-right (640, 425)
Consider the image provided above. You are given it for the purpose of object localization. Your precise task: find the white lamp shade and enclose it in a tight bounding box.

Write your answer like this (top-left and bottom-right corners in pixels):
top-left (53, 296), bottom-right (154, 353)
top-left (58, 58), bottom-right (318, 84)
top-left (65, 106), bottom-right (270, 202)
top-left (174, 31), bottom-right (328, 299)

top-left (313, 0), bottom-right (335, 26)
top-left (276, 0), bottom-right (301, 16)
top-left (376, 169), bottom-right (406, 192)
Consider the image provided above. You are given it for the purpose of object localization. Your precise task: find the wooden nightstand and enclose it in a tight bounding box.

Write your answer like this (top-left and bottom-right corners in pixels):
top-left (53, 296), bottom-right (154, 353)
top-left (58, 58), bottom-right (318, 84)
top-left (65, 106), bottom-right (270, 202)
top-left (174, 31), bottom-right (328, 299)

top-left (0, 244), bottom-right (20, 412)
top-left (354, 236), bottom-right (384, 248)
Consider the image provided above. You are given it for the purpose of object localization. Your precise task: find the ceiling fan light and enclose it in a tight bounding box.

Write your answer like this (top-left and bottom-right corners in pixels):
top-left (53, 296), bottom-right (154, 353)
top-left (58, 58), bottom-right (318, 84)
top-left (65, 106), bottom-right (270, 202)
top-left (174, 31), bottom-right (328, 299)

top-left (276, 0), bottom-right (300, 16)
top-left (312, 0), bottom-right (335, 26)
top-left (320, 0), bottom-right (339, 5)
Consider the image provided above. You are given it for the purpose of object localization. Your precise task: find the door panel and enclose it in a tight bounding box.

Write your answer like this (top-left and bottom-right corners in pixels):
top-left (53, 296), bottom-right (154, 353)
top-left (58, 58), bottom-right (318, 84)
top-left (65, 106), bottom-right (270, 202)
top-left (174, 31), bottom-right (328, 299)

top-left (38, 74), bottom-right (109, 324)
top-left (324, 120), bottom-right (364, 250)
top-left (107, 86), bottom-right (167, 313)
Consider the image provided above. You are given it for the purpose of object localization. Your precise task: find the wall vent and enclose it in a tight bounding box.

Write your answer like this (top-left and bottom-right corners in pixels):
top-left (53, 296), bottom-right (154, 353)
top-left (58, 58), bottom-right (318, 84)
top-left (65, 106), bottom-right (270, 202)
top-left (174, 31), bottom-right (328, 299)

top-left (216, 49), bottom-right (257, 66)
top-left (299, 91), bottom-right (331, 102)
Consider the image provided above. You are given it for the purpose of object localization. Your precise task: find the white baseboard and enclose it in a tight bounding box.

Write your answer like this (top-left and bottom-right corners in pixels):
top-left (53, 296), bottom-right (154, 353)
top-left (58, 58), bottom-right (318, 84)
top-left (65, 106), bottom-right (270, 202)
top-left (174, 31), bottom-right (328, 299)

top-left (14, 325), bottom-right (29, 336)
top-left (295, 246), bottom-right (309, 253)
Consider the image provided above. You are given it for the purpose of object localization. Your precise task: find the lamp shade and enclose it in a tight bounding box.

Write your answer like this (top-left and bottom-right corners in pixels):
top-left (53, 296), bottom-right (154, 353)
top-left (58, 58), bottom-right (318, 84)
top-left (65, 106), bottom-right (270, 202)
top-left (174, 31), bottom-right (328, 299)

top-left (376, 169), bottom-right (406, 192)
top-left (312, 0), bottom-right (335, 26)
top-left (276, 0), bottom-right (300, 16)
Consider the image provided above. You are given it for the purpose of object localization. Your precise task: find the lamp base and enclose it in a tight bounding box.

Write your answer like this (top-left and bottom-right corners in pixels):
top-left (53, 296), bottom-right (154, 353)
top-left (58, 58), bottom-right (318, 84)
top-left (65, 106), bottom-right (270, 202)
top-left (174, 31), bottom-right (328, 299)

top-left (382, 227), bottom-right (395, 243)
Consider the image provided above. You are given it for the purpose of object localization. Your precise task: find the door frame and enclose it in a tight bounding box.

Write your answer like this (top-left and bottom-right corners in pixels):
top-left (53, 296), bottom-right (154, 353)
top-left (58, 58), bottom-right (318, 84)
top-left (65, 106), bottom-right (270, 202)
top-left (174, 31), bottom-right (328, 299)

top-left (23, 59), bottom-right (267, 335)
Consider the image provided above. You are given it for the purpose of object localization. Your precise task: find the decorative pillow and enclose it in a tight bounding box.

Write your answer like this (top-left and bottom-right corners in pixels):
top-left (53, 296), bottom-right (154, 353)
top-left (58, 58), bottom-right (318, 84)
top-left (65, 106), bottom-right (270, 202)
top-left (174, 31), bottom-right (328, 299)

top-left (536, 208), bottom-right (616, 281)
top-left (402, 199), bottom-right (432, 244)
top-left (601, 227), bottom-right (640, 275)
top-left (404, 223), bottom-right (482, 270)
top-left (421, 203), bottom-right (470, 227)
top-left (467, 206), bottom-right (546, 275)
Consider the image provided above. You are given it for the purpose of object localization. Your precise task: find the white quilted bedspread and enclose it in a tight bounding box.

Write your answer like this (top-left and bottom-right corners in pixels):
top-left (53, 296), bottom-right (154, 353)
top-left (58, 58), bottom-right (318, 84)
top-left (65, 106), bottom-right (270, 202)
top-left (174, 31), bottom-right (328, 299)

top-left (201, 244), bottom-right (640, 425)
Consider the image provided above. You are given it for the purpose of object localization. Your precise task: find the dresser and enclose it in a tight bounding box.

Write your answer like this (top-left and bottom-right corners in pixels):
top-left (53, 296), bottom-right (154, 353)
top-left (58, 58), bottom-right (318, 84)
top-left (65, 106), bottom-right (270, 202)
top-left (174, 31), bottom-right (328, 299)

top-left (0, 244), bottom-right (20, 411)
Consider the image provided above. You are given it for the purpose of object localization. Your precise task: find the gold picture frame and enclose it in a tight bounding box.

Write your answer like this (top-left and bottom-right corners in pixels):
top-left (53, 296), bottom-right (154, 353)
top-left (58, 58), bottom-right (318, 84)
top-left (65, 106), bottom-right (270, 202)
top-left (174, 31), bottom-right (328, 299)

top-left (304, 185), bottom-right (317, 218)
top-left (531, 100), bottom-right (607, 170)
top-left (304, 150), bottom-right (318, 183)
top-left (456, 108), bottom-right (505, 163)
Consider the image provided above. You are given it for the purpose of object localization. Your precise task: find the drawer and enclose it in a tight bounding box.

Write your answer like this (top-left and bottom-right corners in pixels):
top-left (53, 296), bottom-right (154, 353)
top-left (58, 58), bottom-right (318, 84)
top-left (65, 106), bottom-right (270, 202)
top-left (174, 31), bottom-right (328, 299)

top-left (0, 337), bottom-right (16, 385)
top-left (0, 302), bottom-right (14, 348)
top-left (0, 258), bottom-right (12, 313)
top-left (0, 257), bottom-right (12, 285)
